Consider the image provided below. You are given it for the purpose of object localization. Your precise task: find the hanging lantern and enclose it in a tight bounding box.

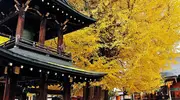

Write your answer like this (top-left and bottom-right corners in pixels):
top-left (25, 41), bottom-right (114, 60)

top-left (14, 66), bottom-right (20, 74)
top-left (167, 81), bottom-right (173, 88)
top-left (70, 77), bottom-right (73, 82)
top-left (4, 66), bottom-right (8, 74)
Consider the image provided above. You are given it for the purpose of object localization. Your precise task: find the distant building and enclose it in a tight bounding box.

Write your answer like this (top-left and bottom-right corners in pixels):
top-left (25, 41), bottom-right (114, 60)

top-left (161, 57), bottom-right (180, 100)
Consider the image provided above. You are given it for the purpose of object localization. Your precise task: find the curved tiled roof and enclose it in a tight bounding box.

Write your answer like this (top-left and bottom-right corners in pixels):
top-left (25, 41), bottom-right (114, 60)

top-left (0, 45), bottom-right (106, 78)
top-left (161, 58), bottom-right (180, 81)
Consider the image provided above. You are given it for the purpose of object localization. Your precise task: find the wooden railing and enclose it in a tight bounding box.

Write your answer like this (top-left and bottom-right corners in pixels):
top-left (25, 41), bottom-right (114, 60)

top-left (19, 37), bottom-right (72, 60)
top-left (0, 34), bottom-right (71, 60)
top-left (20, 38), bottom-right (58, 54)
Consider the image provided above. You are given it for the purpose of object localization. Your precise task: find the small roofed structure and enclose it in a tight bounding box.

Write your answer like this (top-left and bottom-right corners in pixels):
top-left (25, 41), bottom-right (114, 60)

top-left (159, 58), bottom-right (180, 100)
top-left (0, 0), bottom-right (106, 100)
top-left (161, 57), bottom-right (180, 82)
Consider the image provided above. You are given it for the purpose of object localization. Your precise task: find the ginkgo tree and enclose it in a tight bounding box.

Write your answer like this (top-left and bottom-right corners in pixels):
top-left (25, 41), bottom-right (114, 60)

top-left (60, 0), bottom-right (180, 93)
top-left (0, 36), bottom-right (9, 44)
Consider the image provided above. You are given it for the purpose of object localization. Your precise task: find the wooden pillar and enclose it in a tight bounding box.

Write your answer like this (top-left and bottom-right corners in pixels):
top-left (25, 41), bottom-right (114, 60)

top-left (94, 86), bottom-right (102, 100)
top-left (97, 86), bottom-right (101, 100)
top-left (57, 27), bottom-right (64, 54)
top-left (22, 89), bottom-right (27, 100)
top-left (148, 93), bottom-right (150, 100)
top-left (15, 7), bottom-right (25, 43)
top-left (37, 74), bottom-right (48, 100)
top-left (3, 66), bottom-right (18, 100)
top-left (0, 85), bottom-right (4, 100)
top-left (83, 82), bottom-right (90, 100)
top-left (89, 87), bottom-right (95, 100)
top-left (104, 90), bottom-right (109, 100)
top-left (39, 17), bottom-right (47, 44)
top-left (22, 93), bottom-right (27, 100)
top-left (21, 85), bottom-right (28, 100)
top-left (63, 77), bottom-right (71, 100)
top-left (3, 76), bottom-right (10, 100)
top-left (9, 75), bottom-right (17, 100)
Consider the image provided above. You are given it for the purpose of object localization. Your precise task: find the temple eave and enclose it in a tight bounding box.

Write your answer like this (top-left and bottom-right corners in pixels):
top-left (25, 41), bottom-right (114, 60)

top-left (0, 46), bottom-right (106, 79)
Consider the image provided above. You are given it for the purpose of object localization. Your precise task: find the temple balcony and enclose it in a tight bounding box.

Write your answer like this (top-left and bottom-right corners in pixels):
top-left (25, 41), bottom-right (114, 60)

top-left (0, 32), bottom-right (71, 61)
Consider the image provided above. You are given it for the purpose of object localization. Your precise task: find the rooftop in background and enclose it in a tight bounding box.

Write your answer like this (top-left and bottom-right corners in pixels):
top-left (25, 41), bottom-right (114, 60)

top-left (161, 57), bottom-right (180, 82)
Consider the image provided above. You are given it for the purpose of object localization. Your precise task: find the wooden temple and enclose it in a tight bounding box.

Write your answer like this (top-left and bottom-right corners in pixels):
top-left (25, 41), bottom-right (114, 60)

top-left (0, 0), bottom-right (107, 100)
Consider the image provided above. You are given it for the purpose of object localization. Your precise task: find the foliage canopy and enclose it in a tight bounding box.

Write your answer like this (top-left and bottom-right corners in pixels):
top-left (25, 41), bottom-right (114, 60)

top-left (61, 0), bottom-right (180, 92)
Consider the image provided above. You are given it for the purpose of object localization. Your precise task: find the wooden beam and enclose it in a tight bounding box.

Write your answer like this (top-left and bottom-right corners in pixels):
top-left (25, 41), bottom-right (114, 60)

top-left (63, 78), bottom-right (71, 100)
top-left (83, 82), bottom-right (90, 100)
top-left (57, 27), bottom-right (63, 54)
top-left (39, 17), bottom-right (47, 44)
top-left (9, 75), bottom-right (17, 100)
top-left (3, 76), bottom-right (10, 100)
top-left (27, 88), bottom-right (63, 94)
top-left (104, 90), bottom-right (109, 100)
top-left (3, 75), bottom-right (18, 100)
top-left (3, 65), bottom-right (18, 100)
top-left (57, 19), bottom-right (69, 54)
top-left (89, 86), bottom-right (95, 100)
top-left (0, 85), bottom-right (4, 100)
top-left (37, 74), bottom-right (47, 100)
top-left (94, 86), bottom-right (102, 100)
top-left (15, 7), bottom-right (25, 43)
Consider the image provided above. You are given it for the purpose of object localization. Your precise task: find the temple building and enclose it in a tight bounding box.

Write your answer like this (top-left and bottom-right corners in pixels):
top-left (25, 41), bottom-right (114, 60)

top-left (0, 0), bottom-right (107, 100)
top-left (161, 57), bottom-right (180, 100)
